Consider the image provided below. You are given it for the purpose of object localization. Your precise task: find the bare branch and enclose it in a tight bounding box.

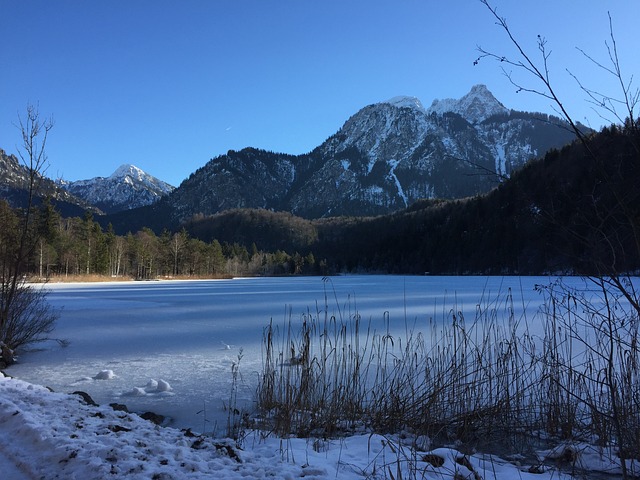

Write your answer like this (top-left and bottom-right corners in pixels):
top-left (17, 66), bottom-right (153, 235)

top-left (476, 0), bottom-right (589, 144)
top-left (571, 13), bottom-right (638, 134)
top-left (566, 69), bottom-right (626, 127)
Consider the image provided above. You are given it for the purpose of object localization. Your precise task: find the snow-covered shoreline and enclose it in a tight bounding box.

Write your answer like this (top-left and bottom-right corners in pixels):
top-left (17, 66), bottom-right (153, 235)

top-left (1, 371), bottom-right (632, 479)
top-left (0, 372), bottom-right (541, 479)
top-left (0, 371), bottom-right (306, 479)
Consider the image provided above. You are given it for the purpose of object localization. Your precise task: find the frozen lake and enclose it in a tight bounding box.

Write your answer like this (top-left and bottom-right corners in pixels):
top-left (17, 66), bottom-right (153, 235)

top-left (10, 275), bottom-right (566, 434)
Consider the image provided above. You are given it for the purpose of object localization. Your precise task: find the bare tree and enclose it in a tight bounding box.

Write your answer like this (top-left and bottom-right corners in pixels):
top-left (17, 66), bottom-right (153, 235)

top-left (476, 1), bottom-right (638, 157)
top-left (477, 0), bottom-right (640, 277)
top-left (476, 2), bottom-right (640, 476)
top-left (0, 105), bottom-right (59, 366)
top-left (171, 229), bottom-right (188, 276)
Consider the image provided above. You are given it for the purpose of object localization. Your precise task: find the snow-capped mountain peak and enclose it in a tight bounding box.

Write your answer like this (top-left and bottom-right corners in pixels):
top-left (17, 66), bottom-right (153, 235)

top-left (383, 96), bottom-right (426, 112)
top-left (111, 164), bottom-right (146, 181)
top-left (59, 164), bottom-right (175, 214)
top-left (427, 84), bottom-right (508, 123)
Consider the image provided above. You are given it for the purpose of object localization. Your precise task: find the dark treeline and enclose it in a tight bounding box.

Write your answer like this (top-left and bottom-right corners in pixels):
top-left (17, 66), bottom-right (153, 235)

top-left (5, 121), bottom-right (638, 279)
top-left (0, 201), bottom-right (322, 280)
top-left (184, 122), bottom-right (639, 276)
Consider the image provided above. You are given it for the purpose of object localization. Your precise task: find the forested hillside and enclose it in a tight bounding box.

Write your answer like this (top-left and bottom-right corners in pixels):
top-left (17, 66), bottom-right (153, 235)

top-left (312, 123), bottom-right (640, 274)
top-left (182, 122), bottom-right (638, 275)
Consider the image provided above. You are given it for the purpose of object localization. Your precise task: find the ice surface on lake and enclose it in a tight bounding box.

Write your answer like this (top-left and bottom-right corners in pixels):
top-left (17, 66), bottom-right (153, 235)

top-left (10, 275), bottom-right (566, 434)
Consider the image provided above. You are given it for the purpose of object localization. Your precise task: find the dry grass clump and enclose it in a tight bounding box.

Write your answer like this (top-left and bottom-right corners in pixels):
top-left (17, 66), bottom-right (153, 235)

top-left (257, 282), bottom-right (536, 450)
top-left (42, 274), bottom-right (135, 283)
top-left (39, 273), bottom-right (233, 283)
top-left (256, 277), bottom-right (640, 475)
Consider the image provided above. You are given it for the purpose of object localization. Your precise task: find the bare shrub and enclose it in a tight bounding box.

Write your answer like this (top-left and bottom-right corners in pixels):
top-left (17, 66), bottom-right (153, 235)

top-left (0, 282), bottom-right (58, 354)
top-left (536, 278), bottom-right (640, 472)
top-left (0, 105), bottom-right (58, 366)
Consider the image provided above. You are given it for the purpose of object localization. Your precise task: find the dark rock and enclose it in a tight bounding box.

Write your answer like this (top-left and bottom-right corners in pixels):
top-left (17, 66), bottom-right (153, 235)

top-left (191, 438), bottom-right (205, 450)
top-left (109, 403), bottom-right (129, 412)
top-left (72, 391), bottom-right (98, 406)
top-left (140, 411), bottom-right (165, 425)
top-left (423, 453), bottom-right (445, 467)
top-left (108, 424), bottom-right (131, 433)
top-left (214, 442), bottom-right (241, 462)
top-left (528, 465), bottom-right (545, 474)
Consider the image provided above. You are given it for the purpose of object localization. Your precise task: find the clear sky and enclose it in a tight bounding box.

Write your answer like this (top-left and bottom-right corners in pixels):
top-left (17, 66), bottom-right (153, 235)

top-left (1, 1), bottom-right (638, 187)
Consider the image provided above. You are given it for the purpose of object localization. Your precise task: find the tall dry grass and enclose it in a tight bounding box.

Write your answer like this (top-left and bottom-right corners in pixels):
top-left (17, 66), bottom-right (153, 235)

top-left (255, 277), bottom-right (640, 476)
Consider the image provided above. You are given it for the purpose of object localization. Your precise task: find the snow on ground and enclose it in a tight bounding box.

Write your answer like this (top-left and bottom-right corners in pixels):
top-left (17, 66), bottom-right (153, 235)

top-left (0, 371), bottom-right (580, 480)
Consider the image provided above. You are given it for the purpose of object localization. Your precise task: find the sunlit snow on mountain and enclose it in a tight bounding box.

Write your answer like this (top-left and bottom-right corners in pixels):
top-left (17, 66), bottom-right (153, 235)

top-left (59, 164), bottom-right (175, 213)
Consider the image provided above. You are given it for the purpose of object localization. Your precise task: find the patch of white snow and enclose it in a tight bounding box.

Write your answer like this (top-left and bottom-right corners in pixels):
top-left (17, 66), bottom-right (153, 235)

top-left (155, 379), bottom-right (172, 393)
top-left (0, 372), bottom-right (602, 479)
top-left (387, 159), bottom-right (408, 206)
top-left (384, 96), bottom-right (426, 111)
top-left (495, 141), bottom-right (508, 178)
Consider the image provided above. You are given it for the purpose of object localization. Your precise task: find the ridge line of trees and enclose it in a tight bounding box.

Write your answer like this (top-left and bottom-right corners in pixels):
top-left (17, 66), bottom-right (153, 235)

top-left (1, 201), bottom-right (323, 281)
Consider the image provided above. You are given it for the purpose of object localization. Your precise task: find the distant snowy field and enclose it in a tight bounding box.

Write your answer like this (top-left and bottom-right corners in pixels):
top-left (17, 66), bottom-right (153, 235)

top-left (9, 275), bottom-right (555, 434)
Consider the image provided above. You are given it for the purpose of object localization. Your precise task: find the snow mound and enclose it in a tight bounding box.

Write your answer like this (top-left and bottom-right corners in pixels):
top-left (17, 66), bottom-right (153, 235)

top-left (122, 378), bottom-right (174, 397)
top-left (71, 376), bottom-right (94, 384)
top-left (93, 369), bottom-right (116, 380)
top-left (145, 378), bottom-right (158, 392)
top-left (155, 379), bottom-right (172, 392)
top-left (123, 387), bottom-right (147, 397)
top-left (0, 374), bottom-right (301, 479)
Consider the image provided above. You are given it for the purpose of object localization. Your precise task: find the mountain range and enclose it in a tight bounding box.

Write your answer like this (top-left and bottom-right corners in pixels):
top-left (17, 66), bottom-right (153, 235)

top-left (0, 149), bottom-right (173, 215)
top-left (1, 85), bottom-right (582, 228)
top-left (161, 84), bottom-right (579, 223)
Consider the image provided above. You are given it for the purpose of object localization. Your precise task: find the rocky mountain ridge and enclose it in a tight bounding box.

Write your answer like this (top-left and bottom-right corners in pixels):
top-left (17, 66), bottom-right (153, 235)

top-left (0, 148), bottom-right (172, 215)
top-left (164, 84), bottom-right (579, 221)
top-left (426, 84), bottom-right (509, 123)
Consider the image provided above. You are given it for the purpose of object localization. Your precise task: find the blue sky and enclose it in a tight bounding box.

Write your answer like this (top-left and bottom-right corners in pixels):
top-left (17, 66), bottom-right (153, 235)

top-left (1, 1), bottom-right (638, 187)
